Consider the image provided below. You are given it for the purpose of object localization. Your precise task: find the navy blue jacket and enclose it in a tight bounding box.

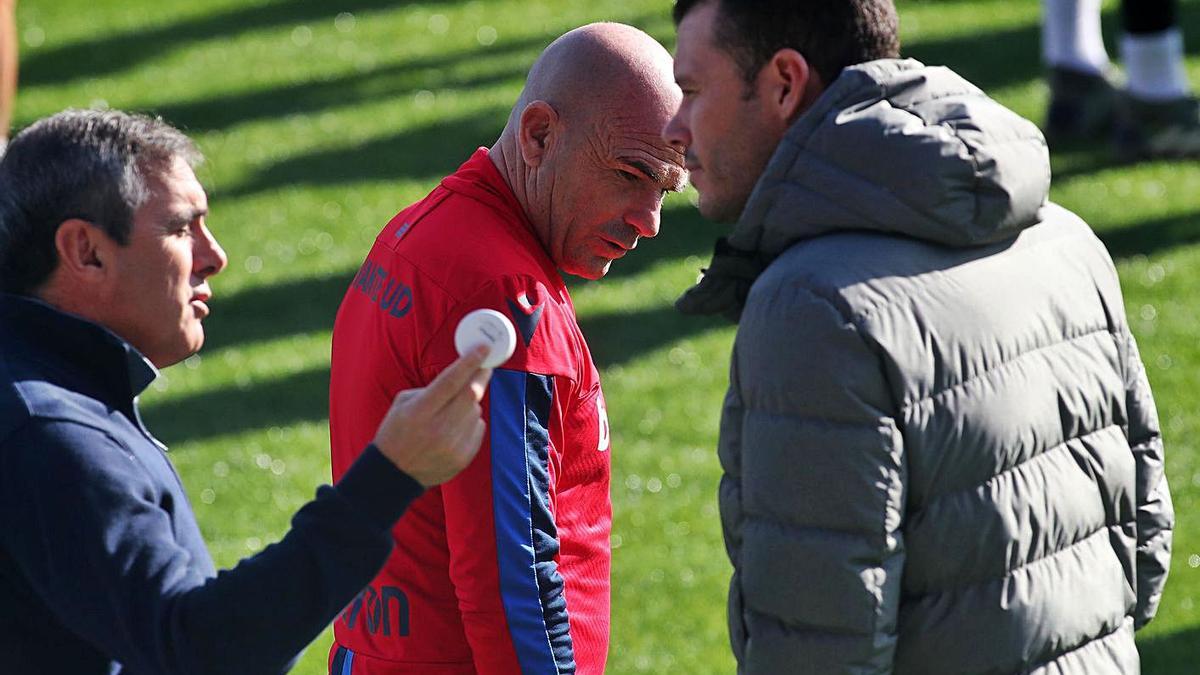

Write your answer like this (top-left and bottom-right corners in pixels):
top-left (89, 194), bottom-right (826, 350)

top-left (0, 294), bottom-right (424, 674)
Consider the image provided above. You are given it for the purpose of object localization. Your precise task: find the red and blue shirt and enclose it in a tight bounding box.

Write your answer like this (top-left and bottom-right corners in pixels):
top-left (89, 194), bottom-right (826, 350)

top-left (329, 149), bottom-right (612, 674)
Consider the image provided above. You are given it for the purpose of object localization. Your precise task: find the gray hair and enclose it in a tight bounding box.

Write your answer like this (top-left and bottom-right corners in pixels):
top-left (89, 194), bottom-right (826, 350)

top-left (0, 109), bottom-right (202, 294)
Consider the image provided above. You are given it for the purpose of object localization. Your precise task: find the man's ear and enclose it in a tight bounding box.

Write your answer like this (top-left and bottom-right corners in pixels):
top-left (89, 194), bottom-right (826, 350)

top-left (53, 218), bottom-right (110, 284)
top-left (517, 101), bottom-right (560, 167)
top-left (763, 49), bottom-right (822, 125)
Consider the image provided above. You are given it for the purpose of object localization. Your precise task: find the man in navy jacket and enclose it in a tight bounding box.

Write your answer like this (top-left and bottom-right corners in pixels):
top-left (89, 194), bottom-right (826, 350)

top-left (0, 109), bottom-right (493, 674)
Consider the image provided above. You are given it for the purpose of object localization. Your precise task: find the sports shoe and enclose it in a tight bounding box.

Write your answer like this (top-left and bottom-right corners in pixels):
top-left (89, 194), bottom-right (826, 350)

top-left (1114, 94), bottom-right (1200, 161)
top-left (1044, 67), bottom-right (1119, 143)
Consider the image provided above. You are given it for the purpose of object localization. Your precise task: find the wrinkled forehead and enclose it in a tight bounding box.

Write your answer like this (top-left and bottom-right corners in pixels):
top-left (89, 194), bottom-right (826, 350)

top-left (594, 107), bottom-right (687, 186)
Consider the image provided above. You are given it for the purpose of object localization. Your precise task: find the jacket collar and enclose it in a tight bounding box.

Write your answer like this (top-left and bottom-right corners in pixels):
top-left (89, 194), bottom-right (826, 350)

top-left (0, 293), bottom-right (159, 406)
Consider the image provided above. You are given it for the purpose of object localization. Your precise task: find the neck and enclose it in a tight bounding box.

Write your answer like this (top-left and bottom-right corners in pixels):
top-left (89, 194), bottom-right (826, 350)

top-left (488, 135), bottom-right (550, 244)
top-left (35, 279), bottom-right (104, 329)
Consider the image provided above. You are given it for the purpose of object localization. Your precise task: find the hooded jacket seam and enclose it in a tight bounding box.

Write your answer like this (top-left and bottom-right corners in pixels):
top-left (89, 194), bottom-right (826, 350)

top-left (742, 606), bottom-right (887, 640)
top-left (904, 522), bottom-right (1124, 600)
top-left (913, 422), bottom-right (1124, 510)
top-left (901, 325), bottom-right (1114, 411)
top-left (1023, 617), bottom-right (1130, 673)
top-left (741, 510), bottom-right (898, 543)
top-left (771, 218), bottom-right (1098, 330)
top-left (756, 275), bottom-right (906, 420)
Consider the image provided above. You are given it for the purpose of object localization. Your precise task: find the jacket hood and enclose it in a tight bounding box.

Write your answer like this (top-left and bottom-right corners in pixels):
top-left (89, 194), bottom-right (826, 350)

top-left (729, 58), bottom-right (1051, 256)
top-left (676, 59), bottom-right (1052, 321)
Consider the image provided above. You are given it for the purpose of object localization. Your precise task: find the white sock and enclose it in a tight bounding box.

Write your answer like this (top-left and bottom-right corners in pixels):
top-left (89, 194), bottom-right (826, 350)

top-left (1043, 0), bottom-right (1111, 74)
top-left (1121, 29), bottom-right (1192, 101)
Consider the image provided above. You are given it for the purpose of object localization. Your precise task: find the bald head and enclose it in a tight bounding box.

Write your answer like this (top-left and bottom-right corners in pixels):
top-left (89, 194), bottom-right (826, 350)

top-left (490, 23), bottom-right (687, 280)
top-left (508, 23), bottom-right (679, 131)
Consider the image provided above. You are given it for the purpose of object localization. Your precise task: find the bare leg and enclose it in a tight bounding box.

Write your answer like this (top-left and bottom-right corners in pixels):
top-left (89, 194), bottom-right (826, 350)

top-left (0, 0), bottom-right (16, 147)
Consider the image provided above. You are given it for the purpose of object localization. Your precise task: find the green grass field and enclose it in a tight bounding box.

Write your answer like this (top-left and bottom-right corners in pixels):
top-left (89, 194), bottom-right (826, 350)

top-left (12, 0), bottom-right (1200, 671)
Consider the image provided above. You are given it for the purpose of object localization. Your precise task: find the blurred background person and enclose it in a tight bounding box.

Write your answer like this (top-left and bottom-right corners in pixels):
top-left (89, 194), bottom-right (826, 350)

top-left (0, 0), bottom-right (15, 155)
top-left (1043, 0), bottom-right (1200, 159)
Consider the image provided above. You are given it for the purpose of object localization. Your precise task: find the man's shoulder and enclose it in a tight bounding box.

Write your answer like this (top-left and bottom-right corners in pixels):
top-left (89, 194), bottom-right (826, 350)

top-left (0, 369), bottom-right (119, 447)
top-left (747, 231), bottom-right (926, 322)
top-left (349, 185), bottom-right (548, 303)
top-left (0, 380), bottom-right (135, 489)
top-left (751, 206), bottom-right (1112, 323)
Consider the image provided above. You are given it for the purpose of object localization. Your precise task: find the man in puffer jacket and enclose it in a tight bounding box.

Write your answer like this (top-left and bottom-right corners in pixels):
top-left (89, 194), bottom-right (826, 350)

top-left (662, 0), bottom-right (1173, 673)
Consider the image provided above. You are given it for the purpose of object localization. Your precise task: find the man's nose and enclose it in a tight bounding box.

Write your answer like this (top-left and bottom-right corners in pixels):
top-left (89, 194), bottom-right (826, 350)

top-left (194, 223), bottom-right (228, 279)
top-left (626, 197), bottom-right (662, 239)
top-left (662, 113), bottom-right (690, 155)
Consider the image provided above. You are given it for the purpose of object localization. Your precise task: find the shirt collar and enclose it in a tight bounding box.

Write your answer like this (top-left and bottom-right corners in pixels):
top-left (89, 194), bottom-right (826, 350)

top-left (0, 293), bottom-right (159, 402)
top-left (439, 148), bottom-right (561, 282)
top-left (440, 148), bottom-right (529, 222)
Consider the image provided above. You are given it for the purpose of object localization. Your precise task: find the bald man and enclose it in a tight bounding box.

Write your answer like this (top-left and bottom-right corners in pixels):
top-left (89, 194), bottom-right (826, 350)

top-left (327, 23), bottom-right (685, 674)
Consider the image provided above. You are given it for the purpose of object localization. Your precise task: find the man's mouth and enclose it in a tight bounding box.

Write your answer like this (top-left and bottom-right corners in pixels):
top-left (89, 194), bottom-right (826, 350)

top-left (191, 290), bottom-right (212, 318)
top-left (601, 238), bottom-right (637, 259)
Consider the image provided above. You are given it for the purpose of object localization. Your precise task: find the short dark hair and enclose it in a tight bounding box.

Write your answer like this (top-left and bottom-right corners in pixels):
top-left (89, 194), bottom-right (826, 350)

top-left (0, 109), bottom-right (201, 295)
top-left (673, 0), bottom-right (901, 88)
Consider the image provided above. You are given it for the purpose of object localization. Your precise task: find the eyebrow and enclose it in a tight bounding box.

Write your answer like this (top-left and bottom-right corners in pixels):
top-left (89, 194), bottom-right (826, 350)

top-left (165, 208), bottom-right (208, 228)
top-left (627, 159), bottom-right (687, 193)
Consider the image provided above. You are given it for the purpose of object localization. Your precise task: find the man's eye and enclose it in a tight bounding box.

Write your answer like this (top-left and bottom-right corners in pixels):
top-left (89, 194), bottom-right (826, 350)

top-left (617, 169), bottom-right (640, 182)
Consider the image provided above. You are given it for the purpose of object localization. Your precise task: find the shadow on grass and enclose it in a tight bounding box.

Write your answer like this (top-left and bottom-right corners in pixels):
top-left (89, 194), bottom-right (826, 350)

top-left (149, 37), bottom-right (545, 134)
top-left (1048, 144), bottom-right (1124, 184)
top-left (601, 201), bottom-right (730, 283)
top-left (1097, 210), bottom-right (1200, 260)
top-left (142, 366), bottom-right (331, 445)
top-left (904, 21), bottom-right (1042, 94)
top-left (145, 7), bottom-right (672, 134)
top-left (580, 305), bottom-right (726, 369)
top-left (215, 106), bottom-right (507, 198)
top-left (21, 0), bottom-right (461, 88)
top-left (202, 273), bottom-right (354, 352)
top-left (1138, 624), bottom-right (1200, 674)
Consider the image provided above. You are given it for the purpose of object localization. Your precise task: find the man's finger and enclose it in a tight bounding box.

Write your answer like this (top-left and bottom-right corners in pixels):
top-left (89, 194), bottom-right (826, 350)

top-left (439, 387), bottom-right (484, 428)
top-left (467, 368), bottom-right (493, 402)
top-left (451, 418), bottom-right (487, 463)
top-left (422, 345), bottom-right (491, 410)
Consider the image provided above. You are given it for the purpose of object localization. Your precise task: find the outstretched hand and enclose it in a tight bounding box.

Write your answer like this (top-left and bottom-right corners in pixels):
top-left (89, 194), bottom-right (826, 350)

top-left (373, 345), bottom-right (492, 487)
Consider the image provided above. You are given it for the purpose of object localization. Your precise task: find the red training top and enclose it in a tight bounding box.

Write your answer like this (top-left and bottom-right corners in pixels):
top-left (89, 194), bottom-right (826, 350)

top-left (328, 148), bottom-right (612, 675)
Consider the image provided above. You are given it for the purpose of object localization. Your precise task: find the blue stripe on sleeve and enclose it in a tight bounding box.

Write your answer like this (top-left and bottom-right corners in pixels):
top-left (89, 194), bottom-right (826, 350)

top-left (330, 645), bottom-right (348, 674)
top-left (490, 369), bottom-right (576, 674)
